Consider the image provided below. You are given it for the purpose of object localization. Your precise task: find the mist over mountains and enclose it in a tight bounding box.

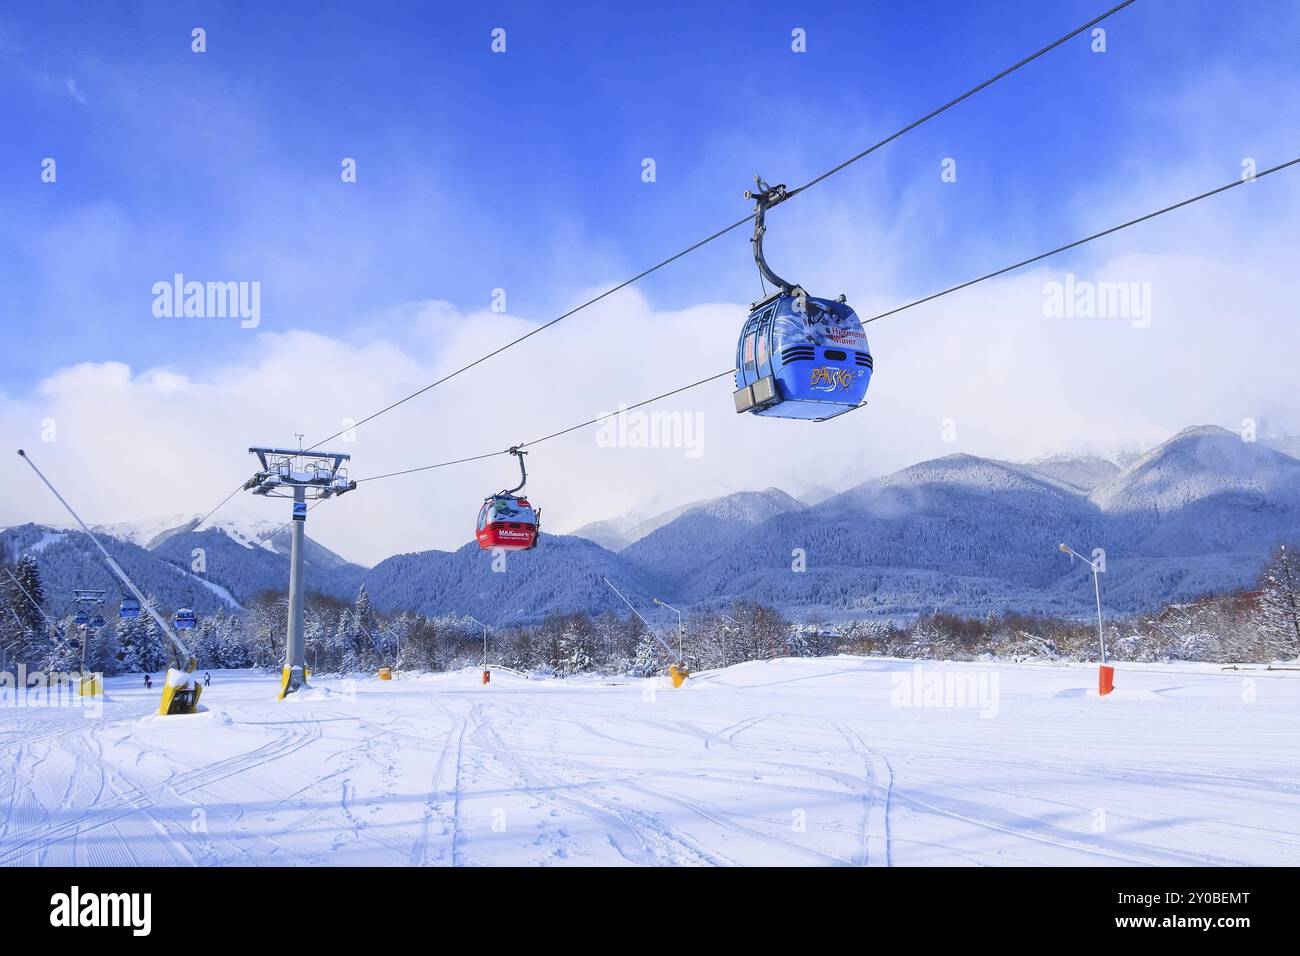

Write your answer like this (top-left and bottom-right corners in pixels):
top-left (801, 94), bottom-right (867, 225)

top-left (5, 425), bottom-right (1298, 626)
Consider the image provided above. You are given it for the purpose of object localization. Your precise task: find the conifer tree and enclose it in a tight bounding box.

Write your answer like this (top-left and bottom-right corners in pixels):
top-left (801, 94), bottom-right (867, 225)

top-left (1257, 543), bottom-right (1300, 658)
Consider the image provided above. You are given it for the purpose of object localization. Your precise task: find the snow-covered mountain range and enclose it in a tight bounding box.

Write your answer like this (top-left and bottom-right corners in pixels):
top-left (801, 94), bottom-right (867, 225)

top-left (93, 513), bottom-right (288, 553)
top-left (1, 510), bottom-right (364, 619)
top-left (6, 425), bottom-right (1299, 624)
top-left (360, 425), bottom-right (1300, 623)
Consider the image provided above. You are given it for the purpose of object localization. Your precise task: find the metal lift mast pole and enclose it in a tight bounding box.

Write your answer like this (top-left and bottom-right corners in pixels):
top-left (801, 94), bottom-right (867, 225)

top-left (285, 485), bottom-right (308, 693)
top-left (71, 591), bottom-right (104, 684)
top-left (245, 445), bottom-right (355, 699)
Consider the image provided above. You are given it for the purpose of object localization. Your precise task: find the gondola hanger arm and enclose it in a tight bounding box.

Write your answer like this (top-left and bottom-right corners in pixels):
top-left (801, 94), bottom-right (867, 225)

top-left (745, 175), bottom-right (796, 293)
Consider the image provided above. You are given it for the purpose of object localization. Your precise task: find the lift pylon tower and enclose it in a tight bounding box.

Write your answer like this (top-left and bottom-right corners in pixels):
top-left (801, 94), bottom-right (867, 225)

top-left (245, 446), bottom-right (356, 699)
top-left (71, 589), bottom-right (106, 695)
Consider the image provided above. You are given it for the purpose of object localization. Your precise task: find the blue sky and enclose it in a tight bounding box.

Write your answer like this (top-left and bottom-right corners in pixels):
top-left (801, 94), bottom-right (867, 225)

top-left (4, 0), bottom-right (1294, 383)
top-left (2, 1), bottom-right (1298, 560)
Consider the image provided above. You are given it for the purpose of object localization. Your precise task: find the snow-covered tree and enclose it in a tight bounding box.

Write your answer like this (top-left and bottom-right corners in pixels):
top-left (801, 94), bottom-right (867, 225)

top-left (244, 592), bottom-right (288, 668)
top-left (193, 612), bottom-right (250, 669)
top-left (556, 616), bottom-right (598, 676)
top-left (629, 633), bottom-right (662, 678)
top-left (1, 553), bottom-right (49, 665)
top-left (117, 601), bottom-right (168, 673)
top-left (114, 615), bottom-right (143, 671)
top-left (354, 585), bottom-right (375, 634)
top-left (193, 618), bottom-right (222, 669)
top-left (727, 601), bottom-right (790, 661)
top-left (1256, 543), bottom-right (1300, 659)
top-left (218, 624), bottom-right (251, 668)
top-left (8, 555), bottom-right (45, 634)
top-left (41, 617), bottom-right (81, 672)
top-left (85, 622), bottom-right (121, 676)
top-left (337, 607), bottom-right (371, 673)
top-left (784, 629), bottom-right (811, 658)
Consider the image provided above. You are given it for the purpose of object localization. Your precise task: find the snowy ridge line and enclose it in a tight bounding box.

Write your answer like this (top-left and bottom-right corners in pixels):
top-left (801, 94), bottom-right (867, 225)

top-left (11, 423), bottom-right (1298, 639)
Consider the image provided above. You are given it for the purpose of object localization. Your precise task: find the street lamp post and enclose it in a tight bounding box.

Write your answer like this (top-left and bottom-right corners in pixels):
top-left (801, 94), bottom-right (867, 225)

top-left (468, 615), bottom-right (490, 684)
top-left (1059, 542), bottom-right (1114, 695)
top-left (719, 613), bottom-right (739, 668)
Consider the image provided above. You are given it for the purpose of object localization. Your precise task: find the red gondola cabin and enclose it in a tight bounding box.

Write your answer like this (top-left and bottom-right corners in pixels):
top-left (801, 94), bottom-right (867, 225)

top-left (476, 495), bottom-right (540, 551)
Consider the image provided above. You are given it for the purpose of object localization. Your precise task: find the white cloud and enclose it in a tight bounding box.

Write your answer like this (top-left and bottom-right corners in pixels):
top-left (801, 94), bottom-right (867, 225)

top-left (5, 48), bottom-right (1298, 566)
top-left (4, 196), bottom-right (1298, 569)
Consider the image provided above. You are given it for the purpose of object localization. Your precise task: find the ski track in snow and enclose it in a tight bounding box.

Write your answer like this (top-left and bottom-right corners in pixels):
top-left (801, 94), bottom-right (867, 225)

top-left (2, 657), bottom-right (1298, 866)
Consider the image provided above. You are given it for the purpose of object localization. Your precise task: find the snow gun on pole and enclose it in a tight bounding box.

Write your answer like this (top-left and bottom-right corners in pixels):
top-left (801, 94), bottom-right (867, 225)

top-left (17, 449), bottom-right (202, 715)
top-left (602, 577), bottom-right (688, 688)
top-left (1059, 542), bottom-right (1114, 697)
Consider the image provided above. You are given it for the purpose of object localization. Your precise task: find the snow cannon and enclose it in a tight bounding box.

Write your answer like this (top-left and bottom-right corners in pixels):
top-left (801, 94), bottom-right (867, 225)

top-left (15, 447), bottom-right (202, 716)
top-left (159, 668), bottom-right (202, 716)
top-left (378, 667), bottom-right (392, 681)
top-left (78, 673), bottom-right (102, 697)
top-left (668, 663), bottom-right (688, 688)
top-left (1099, 664), bottom-right (1115, 696)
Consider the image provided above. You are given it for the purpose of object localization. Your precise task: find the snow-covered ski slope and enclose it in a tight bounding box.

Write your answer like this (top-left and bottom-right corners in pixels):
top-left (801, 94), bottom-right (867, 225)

top-left (2, 657), bottom-right (1296, 866)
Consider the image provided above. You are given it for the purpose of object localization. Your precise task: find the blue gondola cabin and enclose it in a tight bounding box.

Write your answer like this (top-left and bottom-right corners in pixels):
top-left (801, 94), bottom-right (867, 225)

top-left (734, 291), bottom-right (873, 420)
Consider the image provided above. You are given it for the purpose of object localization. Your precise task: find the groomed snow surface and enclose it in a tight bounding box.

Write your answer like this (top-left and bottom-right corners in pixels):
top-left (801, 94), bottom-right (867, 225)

top-left (2, 657), bottom-right (1297, 866)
